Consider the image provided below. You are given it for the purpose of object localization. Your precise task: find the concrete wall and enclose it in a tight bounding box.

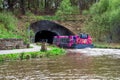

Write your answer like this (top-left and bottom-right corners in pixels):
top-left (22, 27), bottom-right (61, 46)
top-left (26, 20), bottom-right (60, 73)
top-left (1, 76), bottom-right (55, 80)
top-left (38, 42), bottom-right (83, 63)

top-left (0, 39), bottom-right (28, 50)
top-left (54, 20), bottom-right (84, 34)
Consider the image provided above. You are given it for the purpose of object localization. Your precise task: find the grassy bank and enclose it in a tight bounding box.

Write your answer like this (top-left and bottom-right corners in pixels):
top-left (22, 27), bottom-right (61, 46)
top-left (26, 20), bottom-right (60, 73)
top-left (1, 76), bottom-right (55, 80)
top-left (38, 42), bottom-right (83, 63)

top-left (0, 47), bottom-right (65, 62)
top-left (94, 42), bottom-right (120, 49)
top-left (0, 12), bottom-right (22, 39)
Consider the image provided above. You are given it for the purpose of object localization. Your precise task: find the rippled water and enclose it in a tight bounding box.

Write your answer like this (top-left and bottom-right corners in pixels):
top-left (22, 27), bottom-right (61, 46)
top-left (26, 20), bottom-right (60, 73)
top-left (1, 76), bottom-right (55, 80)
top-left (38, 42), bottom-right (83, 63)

top-left (0, 53), bottom-right (120, 80)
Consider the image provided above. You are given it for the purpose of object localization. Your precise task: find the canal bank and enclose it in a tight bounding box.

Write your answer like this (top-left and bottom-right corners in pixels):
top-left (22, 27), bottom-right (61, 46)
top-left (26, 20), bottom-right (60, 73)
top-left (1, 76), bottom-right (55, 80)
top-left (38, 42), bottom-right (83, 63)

top-left (1, 43), bottom-right (120, 56)
top-left (0, 44), bottom-right (65, 62)
top-left (0, 44), bottom-right (41, 55)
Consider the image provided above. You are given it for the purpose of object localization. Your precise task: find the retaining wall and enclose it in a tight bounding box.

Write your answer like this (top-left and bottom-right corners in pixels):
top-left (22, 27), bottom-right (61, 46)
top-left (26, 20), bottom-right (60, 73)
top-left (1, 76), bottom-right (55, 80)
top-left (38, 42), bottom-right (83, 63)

top-left (0, 39), bottom-right (28, 50)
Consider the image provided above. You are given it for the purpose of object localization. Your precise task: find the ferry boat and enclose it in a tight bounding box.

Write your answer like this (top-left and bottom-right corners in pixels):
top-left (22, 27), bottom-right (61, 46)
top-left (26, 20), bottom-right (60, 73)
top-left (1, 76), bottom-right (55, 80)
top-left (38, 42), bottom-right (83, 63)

top-left (53, 33), bottom-right (94, 49)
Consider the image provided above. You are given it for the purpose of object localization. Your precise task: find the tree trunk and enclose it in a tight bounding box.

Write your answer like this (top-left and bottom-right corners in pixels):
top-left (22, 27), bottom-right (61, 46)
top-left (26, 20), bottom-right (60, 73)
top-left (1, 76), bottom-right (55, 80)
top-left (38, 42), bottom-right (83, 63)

top-left (20, 0), bottom-right (25, 15)
top-left (7, 0), bottom-right (14, 12)
top-left (27, 0), bottom-right (31, 10)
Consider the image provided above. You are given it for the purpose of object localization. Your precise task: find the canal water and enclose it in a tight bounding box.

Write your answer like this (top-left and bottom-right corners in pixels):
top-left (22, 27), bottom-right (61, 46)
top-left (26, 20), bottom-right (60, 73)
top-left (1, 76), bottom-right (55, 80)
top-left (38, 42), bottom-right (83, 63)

top-left (0, 53), bottom-right (120, 80)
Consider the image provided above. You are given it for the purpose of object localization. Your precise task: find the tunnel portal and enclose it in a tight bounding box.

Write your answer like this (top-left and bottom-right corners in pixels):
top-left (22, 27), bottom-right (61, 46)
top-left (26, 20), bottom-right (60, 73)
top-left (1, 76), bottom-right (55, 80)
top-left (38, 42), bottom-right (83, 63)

top-left (30, 20), bottom-right (75, 44)
top-left (35, 30), bottom-right (58, 44)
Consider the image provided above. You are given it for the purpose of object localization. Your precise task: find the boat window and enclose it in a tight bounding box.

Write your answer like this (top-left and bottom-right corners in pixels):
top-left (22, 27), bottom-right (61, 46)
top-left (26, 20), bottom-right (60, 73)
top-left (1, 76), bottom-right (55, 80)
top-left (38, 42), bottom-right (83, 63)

top-left (80, 34), bottom-right (88, 39)
top-left (60, 38), bottom-right (69, 43)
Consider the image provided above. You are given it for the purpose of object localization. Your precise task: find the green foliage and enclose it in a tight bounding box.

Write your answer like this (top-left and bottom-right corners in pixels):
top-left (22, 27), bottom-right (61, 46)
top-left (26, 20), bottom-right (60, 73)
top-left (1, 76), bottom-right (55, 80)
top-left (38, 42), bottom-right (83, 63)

top-left (0, 23), bottom-right (21, 38)
top-left (0, 47), bottom-right (65, 62)
top-left (56, 0), bottom-right (74, 15)
top-left (47, 47), bottom-right (65, 56)
top-left (82, 0), bottom-right (120, 42)
top-left (26, 12), bottom-right (44, 21)
top-left (0, 0), bottom-right (3, 9)
top-left (29, 52), bottom-right (39, 58)
top-left (19, 52), bottom-right (25, 60)
top-left (89, 0), bottom-right (109, 15)
top-left (0, 54), bottom-right (19, 62)
top-left (55, 0), bottom-right (80, 20)
top-left (0, 12), bottom-right (17, 30)
top-left (0, 12), bottom-right (22, 38)
top-left (108, 0), bottom-right (120, 11)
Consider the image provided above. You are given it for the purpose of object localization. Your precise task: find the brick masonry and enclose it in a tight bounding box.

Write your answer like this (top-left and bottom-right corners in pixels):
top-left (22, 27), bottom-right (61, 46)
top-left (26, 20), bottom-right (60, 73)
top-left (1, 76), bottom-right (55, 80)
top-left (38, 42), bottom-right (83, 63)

top-left (0, 39), bottom-right (28, 50)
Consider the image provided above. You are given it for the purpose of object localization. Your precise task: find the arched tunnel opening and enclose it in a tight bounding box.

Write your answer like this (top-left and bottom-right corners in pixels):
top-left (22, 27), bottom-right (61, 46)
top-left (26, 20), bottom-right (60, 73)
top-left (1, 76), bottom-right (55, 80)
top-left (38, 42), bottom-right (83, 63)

top-left (35, 30), bottom-right (58, 44)
top-left (30, 20), bottom-right (75, 44)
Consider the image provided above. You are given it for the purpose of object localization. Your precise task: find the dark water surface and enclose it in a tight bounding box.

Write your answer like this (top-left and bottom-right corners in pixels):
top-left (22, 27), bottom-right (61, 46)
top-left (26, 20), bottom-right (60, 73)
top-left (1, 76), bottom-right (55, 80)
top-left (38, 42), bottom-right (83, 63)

top-left (0, 53), bottom-right (120, 80)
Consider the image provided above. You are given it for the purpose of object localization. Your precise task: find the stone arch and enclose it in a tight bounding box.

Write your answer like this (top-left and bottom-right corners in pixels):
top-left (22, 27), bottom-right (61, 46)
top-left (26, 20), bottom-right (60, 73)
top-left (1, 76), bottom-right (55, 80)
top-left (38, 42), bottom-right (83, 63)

top-left (30, 20), bottom-right (75, 43)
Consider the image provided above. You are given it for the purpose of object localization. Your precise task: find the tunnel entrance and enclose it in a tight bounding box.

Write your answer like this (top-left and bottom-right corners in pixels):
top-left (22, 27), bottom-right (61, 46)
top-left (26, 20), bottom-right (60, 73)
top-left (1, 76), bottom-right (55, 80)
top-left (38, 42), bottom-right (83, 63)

top-left (30, 20), bottom-right (75, 43)
top-left (35, 30), bottom-right (58, 44)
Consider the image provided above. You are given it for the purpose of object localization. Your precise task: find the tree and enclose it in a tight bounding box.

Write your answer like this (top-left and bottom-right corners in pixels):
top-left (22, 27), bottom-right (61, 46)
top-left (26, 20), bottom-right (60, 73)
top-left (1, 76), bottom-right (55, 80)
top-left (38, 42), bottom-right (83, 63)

top-left (56, 0), bottom-right (74, 15)
top-left (20, 0), bottom-right (25, 15)
top-left (78, 0), bottom-right (99, 14)
top-left (82, 0), bottom-right (120, 42)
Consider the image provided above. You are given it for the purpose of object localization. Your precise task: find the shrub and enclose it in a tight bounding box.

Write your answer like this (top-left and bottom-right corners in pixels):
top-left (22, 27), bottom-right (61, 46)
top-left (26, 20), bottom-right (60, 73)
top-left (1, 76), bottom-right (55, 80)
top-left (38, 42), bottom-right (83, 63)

top-left (47, 47), bottom-right (65, 56)
top-left (56, 0), bottom-right (74, 16)
top-left (19, 52), bottom-right (25, 60)
top-left (82, 0), bottom-right (120, 42)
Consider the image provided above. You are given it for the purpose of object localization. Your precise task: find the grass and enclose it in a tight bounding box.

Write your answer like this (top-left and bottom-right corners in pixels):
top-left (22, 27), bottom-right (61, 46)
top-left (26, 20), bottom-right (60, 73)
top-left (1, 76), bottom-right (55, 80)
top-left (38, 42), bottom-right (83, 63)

top-left (94, 42), bottom-right (120, 49)
top-left (0, 12), bottom-right (17, 31)
top-left (47, 47), bottom-right (65, 56)
top-left (0, 23), bottom-right (21, 38)
top-left (0, 12), bottom-right (22, 39)
top-left (0, 47), bottom-right (65, 62)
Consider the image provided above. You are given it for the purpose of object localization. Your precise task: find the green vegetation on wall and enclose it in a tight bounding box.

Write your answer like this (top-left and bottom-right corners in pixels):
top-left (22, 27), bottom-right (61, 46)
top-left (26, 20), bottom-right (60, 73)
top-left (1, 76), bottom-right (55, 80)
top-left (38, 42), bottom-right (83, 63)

top-left (0, 12), bottom-right (22, 38)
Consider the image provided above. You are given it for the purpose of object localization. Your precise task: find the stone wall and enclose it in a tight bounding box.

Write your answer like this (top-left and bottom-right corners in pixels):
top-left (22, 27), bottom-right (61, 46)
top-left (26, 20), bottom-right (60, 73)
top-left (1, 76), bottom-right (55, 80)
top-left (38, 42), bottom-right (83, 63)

top-left (0, 39), bottom-right (28, 50)
top-left (54, 20), bottom-right (84, 34)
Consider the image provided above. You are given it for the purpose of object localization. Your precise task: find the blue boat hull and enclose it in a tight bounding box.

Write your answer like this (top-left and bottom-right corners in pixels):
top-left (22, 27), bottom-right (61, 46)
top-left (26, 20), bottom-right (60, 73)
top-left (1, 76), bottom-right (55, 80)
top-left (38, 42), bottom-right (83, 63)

top-left (73, 44), bottom-right (94, 49)
top-left (59, 44), bottom-right (94, 49)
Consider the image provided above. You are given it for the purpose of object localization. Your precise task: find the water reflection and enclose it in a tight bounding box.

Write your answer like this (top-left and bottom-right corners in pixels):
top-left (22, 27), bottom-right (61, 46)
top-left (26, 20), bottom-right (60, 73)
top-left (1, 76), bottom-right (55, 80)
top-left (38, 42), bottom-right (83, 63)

top-left (0, 53), bottom-right (120, 80)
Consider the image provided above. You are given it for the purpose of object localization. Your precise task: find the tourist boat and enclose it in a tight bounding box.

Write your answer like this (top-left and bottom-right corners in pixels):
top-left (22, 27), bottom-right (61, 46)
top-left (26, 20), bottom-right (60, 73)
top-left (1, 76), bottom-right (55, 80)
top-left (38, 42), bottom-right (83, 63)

top-left (53, 33), bottom-right (94, 49)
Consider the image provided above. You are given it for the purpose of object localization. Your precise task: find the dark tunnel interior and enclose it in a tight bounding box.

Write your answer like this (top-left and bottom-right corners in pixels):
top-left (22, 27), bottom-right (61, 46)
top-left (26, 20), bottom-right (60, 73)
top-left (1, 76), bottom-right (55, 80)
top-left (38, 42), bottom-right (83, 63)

top-left (35, 30), bottom-right (58, 44)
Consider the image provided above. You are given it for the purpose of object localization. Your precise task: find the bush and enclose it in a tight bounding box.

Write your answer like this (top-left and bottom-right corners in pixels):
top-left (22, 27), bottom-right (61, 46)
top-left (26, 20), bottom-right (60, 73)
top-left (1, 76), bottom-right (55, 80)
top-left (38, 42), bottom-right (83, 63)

top-left (56, 0), bottom-right (74, 16)
top-left (82, 0), bottom-right (120, 42)
top-left (47, 47), bottom-right (65, 56)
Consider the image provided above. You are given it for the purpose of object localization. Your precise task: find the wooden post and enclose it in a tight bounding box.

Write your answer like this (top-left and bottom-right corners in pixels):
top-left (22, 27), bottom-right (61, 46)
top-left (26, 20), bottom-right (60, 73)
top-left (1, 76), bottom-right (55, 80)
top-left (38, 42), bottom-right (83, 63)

top-left (40, 42), bottom-right (47, 51)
